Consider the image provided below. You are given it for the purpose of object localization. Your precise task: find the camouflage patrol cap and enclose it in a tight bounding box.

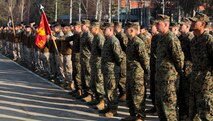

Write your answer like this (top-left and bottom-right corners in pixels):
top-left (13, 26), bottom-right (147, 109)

top-left (91, 22), bottom-right (101, 27)
top-left (125, 22), bottom-right (139, 30)
top-left (61, 23), bottom-right (70, 27)
top-left (82, 20), bottom-right (90, 25)
top-left (189, 13), bottom-right (209, 22)
top-left (25, 25), bottom-right (31, 28)
top-left (170, 22), bottom-right (180, 27)
top-left (179, 17), bottom-right (191, 25)
top-left (72, 21), bottom-right (81, 26)
top-left (155, 14), bottom-right (170, 23)
top-left (114, 21), bottom-right (122, 27)
top-left (101, 22), bottom-right (114, 29)
top-left (53, 22), bottom-right (61, 27)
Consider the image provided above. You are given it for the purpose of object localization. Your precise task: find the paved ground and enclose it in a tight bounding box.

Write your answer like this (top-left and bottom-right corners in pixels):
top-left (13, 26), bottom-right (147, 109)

top-left (0, 53), bottom-right (159, 121)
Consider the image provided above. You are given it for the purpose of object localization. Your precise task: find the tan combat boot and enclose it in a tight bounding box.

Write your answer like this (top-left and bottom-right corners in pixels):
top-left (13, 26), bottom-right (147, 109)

top-left (95, 99), bottom-right (105, 110)
top-left (82, 94), bottom-right (92, 102)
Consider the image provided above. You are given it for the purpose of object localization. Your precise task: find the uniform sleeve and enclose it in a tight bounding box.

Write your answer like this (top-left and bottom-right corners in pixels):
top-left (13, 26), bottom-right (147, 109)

top-left (207, 35), bottom-right (213, 65)
top-left (89, 33), bottom-right (94, 45)
top-left (170, 36), bottom-right (184, 73)
top-left (98, 35), bottom-right (105, 51)
top-left (112, 40), bottom-right (123, 65)
top-left (137, 41), bottom-right (150, 74)
top-left (88, 33), bottom-right (94, 49)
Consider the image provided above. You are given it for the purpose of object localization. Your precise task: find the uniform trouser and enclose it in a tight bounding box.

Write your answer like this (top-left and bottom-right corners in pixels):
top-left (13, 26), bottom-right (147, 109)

top-left (155, 70), bottom-right (178, 121)
top-left (178, 61), bottom-right (192, 120)
top-left (189, 70), bottom-right (213, 121)
top-left (103, 65), bottom-right (120, 111)
top-left (28, 47), bottom-right (34, 67)
top-left (118, 56), bottom-right (126, 95)
top-left (50, 53), bottom-right (58, 77)
top-left (150, 65), bottom-right (156, 109)
top-left (41, 52), bottom-right (51, 75)
top-left (2, 40), bottom-right (6, 54)
top-left (59, 54), bottom-right (72, 83)
top-left (9, 42), bottom-right (13, 56)
top-left (0, 39), bottom-right (2, 49)
top-left (12, 42), bottom-right (21, 60)
top-left (90, 60), bottom-right (105, 100)
top-left (6, 41), bottom-right (9, 55)
top-left (81, 58), bottom-right (91, 94)
top-left (72, 53), bottom-right (81, 90)
top-left (20, 43), bottom-right (24, 61)
top-left (34, 50), bottom-right (43, 71)
top-left (23, 46), bottom-right (29, 65)
top-left (126, 66), bottom-right (146, 119)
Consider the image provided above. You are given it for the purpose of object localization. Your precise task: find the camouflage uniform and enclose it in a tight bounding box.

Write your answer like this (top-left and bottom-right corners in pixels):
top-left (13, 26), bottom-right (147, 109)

top-left (155, 31), bottom-right (184, 121)
top-left (178, 31), bottom-right (194, 120)
top-left (115, 30), bottom-right (128, 97)
top-left (90, 32), bottom-right (105, 100)
top-left (67, 32), bottom-right (82, 91)
top-left (80, 30), bottom-right (93, 94)
top-left (126, 35), bottom-right (149, 119)
top-left (189, 31), bottom-right (213, 121)
top-left (101, 34), bottom-right (123, 112)
top-left (150, 34), bottom-right (161, 110)
top-left (138, 31), bottom-right (152, 57)
top-left (50, 31), bottom-right (64, 79)
top-left (12, 30), bottom-right (21, 61)
top-left (59, 31), bottom-right (73, 85)
top-left (40, 35), bottom-right (51, 76)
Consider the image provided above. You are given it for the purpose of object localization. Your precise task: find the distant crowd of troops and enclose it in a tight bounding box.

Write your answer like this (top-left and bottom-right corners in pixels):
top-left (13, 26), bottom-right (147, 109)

top-left (0, 12), bottom-right (212, 121)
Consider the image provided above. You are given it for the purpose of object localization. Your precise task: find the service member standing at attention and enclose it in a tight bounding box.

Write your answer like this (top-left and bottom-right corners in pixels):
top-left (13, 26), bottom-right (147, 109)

top-left (155, 14), bottom-right (184, 121)
top-left (66, 22), bottom-right (83, 98)
top-left (89, 22), bottom-right (105, 110)
top-left (189, 13), bottom-right (213, 121)
top-left (146, 23), bottom-right (161, 114)
top-left (50, 23), bottom-right (64, 82)
top-left (101, 22), bottom-right (123, 117)
top-left (121, 22), bottom-right (149, 121)
top-left (79, 20), bottom-right (94, 102)
top-left (114, 21), bottom-right (128, 102)
top-left (58, 23), bottom-right (73, 89)
top-left (178, 17), bottom-right (194, 120)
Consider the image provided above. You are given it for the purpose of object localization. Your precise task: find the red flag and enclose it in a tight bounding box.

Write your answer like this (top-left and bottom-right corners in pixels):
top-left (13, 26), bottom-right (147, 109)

top-left (35, 11), bottom-right (52, 49)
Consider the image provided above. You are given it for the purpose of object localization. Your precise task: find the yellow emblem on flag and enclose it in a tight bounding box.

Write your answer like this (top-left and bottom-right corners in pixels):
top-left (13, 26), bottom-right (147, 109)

top-left (37, 39), bottom-right (45, 48)
top-left (38, 27), bottom-right (46, 36)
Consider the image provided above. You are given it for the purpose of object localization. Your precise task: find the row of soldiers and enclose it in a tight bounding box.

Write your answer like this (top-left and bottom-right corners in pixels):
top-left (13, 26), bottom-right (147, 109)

top-left (0, 12), bottom-right (212, 121)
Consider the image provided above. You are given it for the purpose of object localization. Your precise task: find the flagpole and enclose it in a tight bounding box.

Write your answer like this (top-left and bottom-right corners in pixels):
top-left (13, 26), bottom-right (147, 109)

top-left (40, 5), bottom-right (60, 55)
top-left (8, 1), bottom-right (16, 36)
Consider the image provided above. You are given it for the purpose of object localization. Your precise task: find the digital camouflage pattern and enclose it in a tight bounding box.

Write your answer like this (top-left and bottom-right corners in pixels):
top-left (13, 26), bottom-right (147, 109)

top-left (150, 34), bottom-right (161, 110)
top-left (68, 33), bottom-right (82, 90)
top-left (115, 31), bottom-right (128, 96)
top-left (138, 31), bottom-right (152, 57)
top-left (80, 31), bottom-right (93, 94)
top-left (155, 31), bottom-right (184, 121)
top-left (126, 35), bottom-right (149, 119)
top-left (189, 31), bottom-right (213, 121)
top-left (101, 35), bottom-right (123, 111)
top-left (178, 32), bottom-right (194, 120)
top-left (90, 33), bottom-right (105, 99)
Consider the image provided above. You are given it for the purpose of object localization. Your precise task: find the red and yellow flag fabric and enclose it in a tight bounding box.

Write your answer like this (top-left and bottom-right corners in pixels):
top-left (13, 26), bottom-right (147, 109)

top-left (35, 11), bottom-right (52, 49)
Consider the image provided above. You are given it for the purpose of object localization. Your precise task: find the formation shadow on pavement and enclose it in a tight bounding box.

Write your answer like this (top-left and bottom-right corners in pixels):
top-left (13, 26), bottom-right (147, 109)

top-left (0, 54), bottom-right (159, 121)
